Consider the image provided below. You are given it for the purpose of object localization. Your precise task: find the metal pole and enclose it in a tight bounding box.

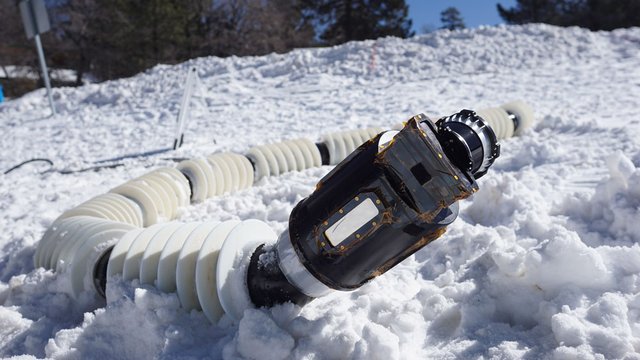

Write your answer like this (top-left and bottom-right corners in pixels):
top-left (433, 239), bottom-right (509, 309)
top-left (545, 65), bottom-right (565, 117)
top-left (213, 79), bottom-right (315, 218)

top-left (173, 67), bottom-right (198, 149)
top-left (33, 33), bottom-right (56, 116)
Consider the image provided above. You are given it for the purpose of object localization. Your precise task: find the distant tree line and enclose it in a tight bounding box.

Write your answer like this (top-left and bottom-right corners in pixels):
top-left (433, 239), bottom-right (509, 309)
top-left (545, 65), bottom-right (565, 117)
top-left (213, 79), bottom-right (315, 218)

top-left (1, 0), bottom-right (638, 93)
top-left (0, 0), bottom-right (413, 85)
top-left (497, 0), bottom-right (640, 30)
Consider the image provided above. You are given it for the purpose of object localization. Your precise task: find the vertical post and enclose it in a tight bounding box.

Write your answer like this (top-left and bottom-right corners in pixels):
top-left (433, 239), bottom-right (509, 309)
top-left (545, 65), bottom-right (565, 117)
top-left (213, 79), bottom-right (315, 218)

top-left (21, 0), bottom-right (56, 116)
top-left (33, 33), bottom-right (56, 116)
top-left (173, 67), bottom-right (198, 149)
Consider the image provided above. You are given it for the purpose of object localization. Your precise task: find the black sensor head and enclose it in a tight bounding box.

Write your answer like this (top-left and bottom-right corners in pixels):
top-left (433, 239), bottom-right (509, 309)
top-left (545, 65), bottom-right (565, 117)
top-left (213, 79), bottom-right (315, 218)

top-left (434, 109), bottom-right (500, 179)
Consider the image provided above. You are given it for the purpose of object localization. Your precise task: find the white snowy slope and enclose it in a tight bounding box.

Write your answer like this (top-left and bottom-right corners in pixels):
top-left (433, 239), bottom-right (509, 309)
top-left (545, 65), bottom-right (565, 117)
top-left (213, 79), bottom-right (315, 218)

top-left (1, 24), bottom-right (640, 359)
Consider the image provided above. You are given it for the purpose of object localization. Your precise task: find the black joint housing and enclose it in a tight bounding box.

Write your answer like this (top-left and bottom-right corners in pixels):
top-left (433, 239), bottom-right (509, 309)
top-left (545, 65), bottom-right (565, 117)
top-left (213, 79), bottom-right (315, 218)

top-left (245, 155), bottom-right (257, 172)
top-left (177, 169), bottom-right (195, 200)
top-left (316, 142), bottom-right (330, 165)
top-left (247, 244), bottom-right (313, 307)
top-left (93, 247), bottom-right (112, 299)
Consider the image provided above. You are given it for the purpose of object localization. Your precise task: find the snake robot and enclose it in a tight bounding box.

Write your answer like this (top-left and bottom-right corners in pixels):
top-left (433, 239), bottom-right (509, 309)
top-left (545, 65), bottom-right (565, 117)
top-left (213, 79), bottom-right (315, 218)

top-left (35, 101), bottom-right (535, 322)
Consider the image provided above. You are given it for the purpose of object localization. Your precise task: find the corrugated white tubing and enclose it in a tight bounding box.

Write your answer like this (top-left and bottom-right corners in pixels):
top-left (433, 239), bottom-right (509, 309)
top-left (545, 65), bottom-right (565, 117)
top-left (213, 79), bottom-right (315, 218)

top-left (476, 106), bottom-right (514, 140)
top-left (109, 167), bottom-right (191, 226)
top-left (501, 100), bottom-right (535, 136)
top-left (34, 216), bottom-right (136, 298)
top-left (176, 153), bottom-right (254, 202)
top-left (322, 128), bottom-right (383, 165)
top-left (55, 193), bottom-right (144, 227)
top-left (476, 100), bottom-right (535, 140)
top-left (246, 138), bottom-right (322, 181)
top-left (106, 219), bottom-right (277, 323)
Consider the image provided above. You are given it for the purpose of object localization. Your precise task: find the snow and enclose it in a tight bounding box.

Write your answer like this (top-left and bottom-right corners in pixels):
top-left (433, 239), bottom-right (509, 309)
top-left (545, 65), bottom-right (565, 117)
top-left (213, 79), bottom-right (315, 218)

top-left (1, 66), bottom-right (83, 83)
top-left (1, 23), bottom-right (640, 359)
top-left (232, 309), bottom-right (295, 360)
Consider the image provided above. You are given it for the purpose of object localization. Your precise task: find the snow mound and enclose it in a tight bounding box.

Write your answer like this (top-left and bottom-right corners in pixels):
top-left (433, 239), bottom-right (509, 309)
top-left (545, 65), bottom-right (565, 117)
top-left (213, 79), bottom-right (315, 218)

top-left (1, 24), bottom-right (640, 358)
top-left (561, 152), bottom-right (640, 246)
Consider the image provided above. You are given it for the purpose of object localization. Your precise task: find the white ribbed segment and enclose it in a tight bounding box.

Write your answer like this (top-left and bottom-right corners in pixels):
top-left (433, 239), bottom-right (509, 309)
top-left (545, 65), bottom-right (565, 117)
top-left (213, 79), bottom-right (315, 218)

top-left (476, 107), bottom-right (514, 140)
top-left (105, 220), bottom-right (275, 323)
top-left (55, 193), bottom-right (143, 227)
top-left (174, 222), bottom-right (222, 311)
top-left (36, 216), bottom-right (94, 269)
top-left (139, 223), bottom-right (182, 285)
top-left (152, 167), bottom-right (191, 208)
top-left (195, 158), bottom-right (218, 198)
top-left (501, 100), bottom-right (535, 136)
top-left (178, 153), bottom-right (253, 201)
top-left (194, 221), bottom-right (239, 321)
top-left (34, 216), bottom-right (136, 298)
top-left (110, 182), bottom-right (161, 226)
top-left (67, 227), bottom-right (134, 298)
top-left (178, 154), bottom-right (254, 202)
top-left (206, 153), bottom-right (254, 194)
top-left (109, 168), bottom-right (191, 226)
top-left (295, 139), bottom-right (322, 169)
top-left (231, 153), bottom-right (256, 189)
top-left (177, 160), bottom-right (209, 202)
top-left (322, 127), bottom-right (383, 165)
top-left (107, 227), bottom-right (144, 278)
top-left (107, 222), bottom-right (200, 293)
top-left (155, 223), bottom-right (200, 293)
top-left (246, 138), bottom-right (322, 180)
top-left (477, 100), bottom-right (535, 139)
top-left (39, 217), bottom-right (133, 277)
top-left (122, 223), bottom-right (166, 281)
top-left (214, 220), bottom-right (278, 321)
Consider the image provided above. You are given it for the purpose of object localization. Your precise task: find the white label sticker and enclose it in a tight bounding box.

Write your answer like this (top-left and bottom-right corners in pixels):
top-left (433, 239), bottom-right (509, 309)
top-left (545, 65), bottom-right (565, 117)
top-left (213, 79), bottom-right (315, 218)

top-left (324, 198), bottom-right (379, 247)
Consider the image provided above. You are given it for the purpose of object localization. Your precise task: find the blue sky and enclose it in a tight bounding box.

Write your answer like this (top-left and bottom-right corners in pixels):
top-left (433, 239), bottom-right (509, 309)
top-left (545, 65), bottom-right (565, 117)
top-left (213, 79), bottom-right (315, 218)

top-left (406, 0), bottom-right (517, 33)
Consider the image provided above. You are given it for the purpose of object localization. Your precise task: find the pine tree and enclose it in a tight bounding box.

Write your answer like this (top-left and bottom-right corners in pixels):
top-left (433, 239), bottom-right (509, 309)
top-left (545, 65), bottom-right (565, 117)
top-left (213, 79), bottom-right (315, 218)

top-left (86, 0), bottom-right (194, 79)
top-left (440, 7), bottom-right (466, 30)
top-left (301, 0), bottom-right (414, 46)
top-left (497, 0), bottom-right (640, 30)
top-left (496, 0), bottom-right (564, 25)
top-left (225, 0), bottom-right (315, 56)
top-left (578, 0), bottom-right (640, 30)
top-left (49, 0), bottom-right (103, 85)
top-left (0, 1), bottom-right (34, 70)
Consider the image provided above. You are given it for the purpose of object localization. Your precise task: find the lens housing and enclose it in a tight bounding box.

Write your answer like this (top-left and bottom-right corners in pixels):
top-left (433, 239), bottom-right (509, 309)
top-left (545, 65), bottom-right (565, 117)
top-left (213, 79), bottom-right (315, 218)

top-left (435, 109), bottom-right (499, 179)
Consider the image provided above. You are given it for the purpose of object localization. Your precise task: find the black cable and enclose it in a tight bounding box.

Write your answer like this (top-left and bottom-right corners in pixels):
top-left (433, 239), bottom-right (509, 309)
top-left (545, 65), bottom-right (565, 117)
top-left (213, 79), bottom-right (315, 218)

top-left (159, 157), bottom-right (190, 162)
top-left (56, 163), bottom-right (125, 174)
top-left (3, 158), bottom-right (54, 175)
top-left (3, 158), bottom-right (126, 175)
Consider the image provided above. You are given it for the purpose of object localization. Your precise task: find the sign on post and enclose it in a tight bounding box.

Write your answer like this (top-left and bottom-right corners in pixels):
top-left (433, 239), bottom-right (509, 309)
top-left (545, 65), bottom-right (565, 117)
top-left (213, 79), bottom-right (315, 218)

top-left (19, 0), bottom-right (50, 39)
top-left (18, 0), bottom-right (56, 116)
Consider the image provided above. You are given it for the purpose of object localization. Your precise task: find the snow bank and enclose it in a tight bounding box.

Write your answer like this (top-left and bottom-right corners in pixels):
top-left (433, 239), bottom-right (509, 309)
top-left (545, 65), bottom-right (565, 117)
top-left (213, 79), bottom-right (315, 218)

top-left (1, 24), bottom-right (640, 359)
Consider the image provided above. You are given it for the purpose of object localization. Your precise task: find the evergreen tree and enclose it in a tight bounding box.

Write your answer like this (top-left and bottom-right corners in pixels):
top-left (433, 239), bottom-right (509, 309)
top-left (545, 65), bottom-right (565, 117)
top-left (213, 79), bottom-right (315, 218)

top-left (0, 1), bottom-right (34, 71)
top-left (497, 0), bottom-right (640, 30)
top-left (497, 0), bottom-right (565, 25)
top-left (217, 0), bottom-right (315, 56)
top-left (301, 0), bottom-right (414, 46)
top-left (440, 7), bottom-right (466, 30)
top-left (578, 0), bottom-right (640, 30)
top-left (49, 0), bottom-right (103, 85)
